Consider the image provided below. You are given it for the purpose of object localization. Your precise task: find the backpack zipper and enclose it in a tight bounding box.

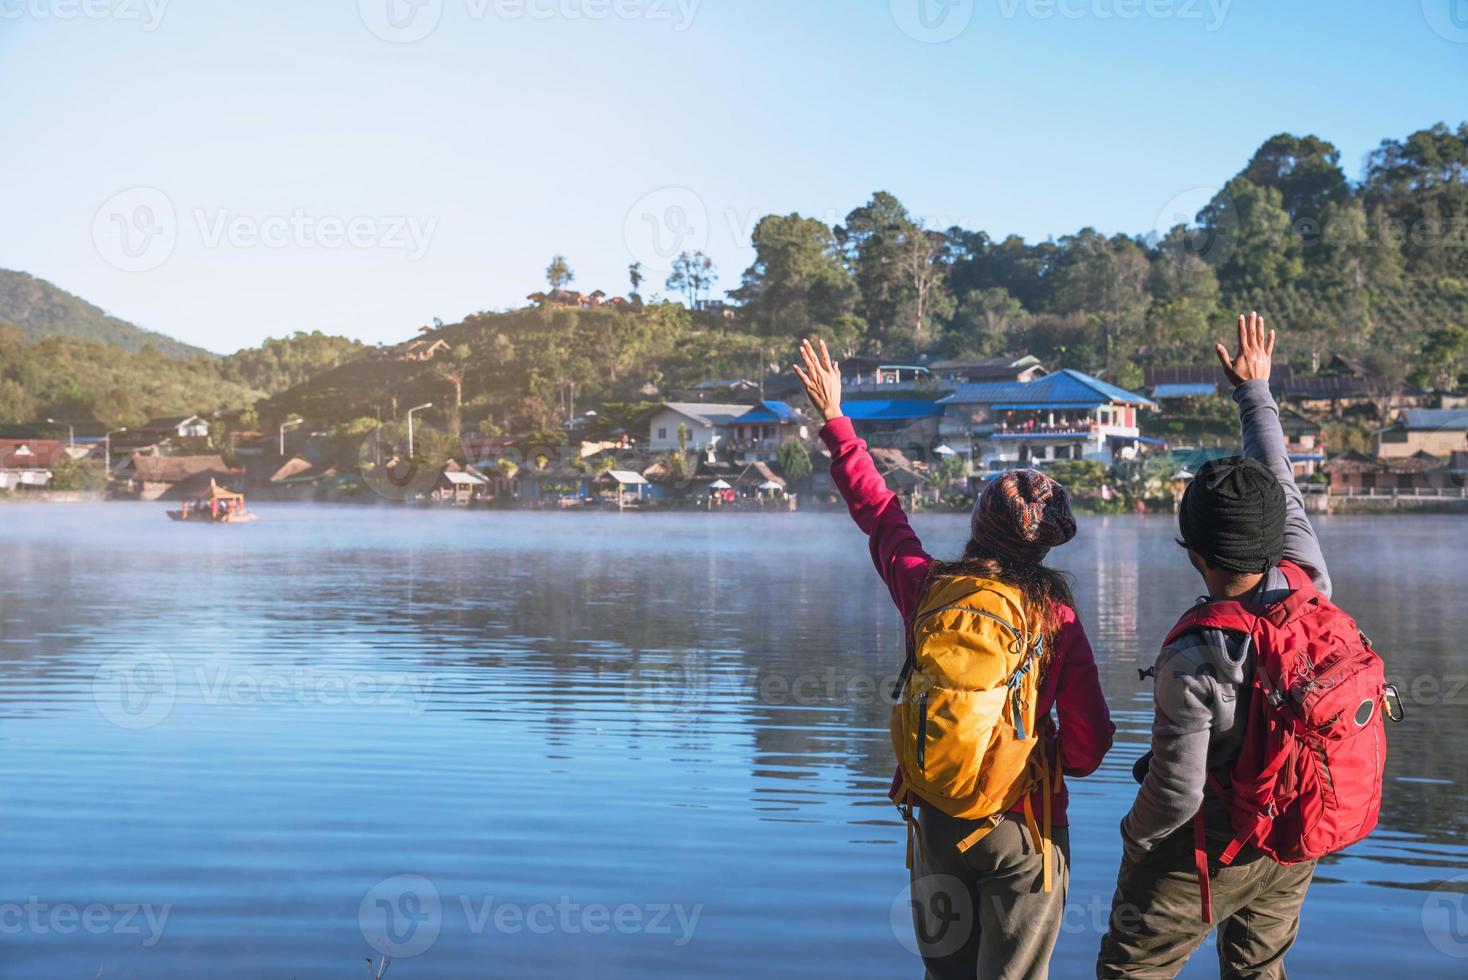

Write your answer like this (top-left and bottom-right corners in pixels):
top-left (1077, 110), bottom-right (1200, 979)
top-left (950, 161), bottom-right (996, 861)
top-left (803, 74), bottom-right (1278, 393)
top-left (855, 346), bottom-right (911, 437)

top-left (913, 604), bottom-right (1022, 647)
top-left (915, 690), bottom-right (930, 771)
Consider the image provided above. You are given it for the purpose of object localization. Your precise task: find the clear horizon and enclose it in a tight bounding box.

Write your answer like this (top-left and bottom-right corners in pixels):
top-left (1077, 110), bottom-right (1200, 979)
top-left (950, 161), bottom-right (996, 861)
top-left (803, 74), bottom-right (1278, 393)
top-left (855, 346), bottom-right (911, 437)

top-left (1, 0), bottom-right (1464, 354)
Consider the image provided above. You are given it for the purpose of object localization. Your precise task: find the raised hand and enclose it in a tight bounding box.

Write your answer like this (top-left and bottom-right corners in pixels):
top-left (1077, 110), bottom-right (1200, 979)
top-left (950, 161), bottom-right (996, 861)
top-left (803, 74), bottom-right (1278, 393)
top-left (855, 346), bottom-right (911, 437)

top-left (1215, 311), bottom-right (1276, 387)
top-left (792, 338), bottom-right (843, 422)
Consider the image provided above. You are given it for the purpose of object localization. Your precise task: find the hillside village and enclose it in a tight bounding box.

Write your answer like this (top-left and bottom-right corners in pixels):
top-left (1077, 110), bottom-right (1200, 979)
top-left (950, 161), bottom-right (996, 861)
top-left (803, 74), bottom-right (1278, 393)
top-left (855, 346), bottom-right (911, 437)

top-left (4, 332), bottom-right (1465, 513)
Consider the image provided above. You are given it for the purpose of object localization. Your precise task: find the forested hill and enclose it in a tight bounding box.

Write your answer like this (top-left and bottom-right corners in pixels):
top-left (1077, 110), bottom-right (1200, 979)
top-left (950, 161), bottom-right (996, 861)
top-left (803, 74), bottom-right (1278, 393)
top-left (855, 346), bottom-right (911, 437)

top-left (0, 311), bottom-right (366, 429)
top-left (0, 269), bottom-right (210, 358)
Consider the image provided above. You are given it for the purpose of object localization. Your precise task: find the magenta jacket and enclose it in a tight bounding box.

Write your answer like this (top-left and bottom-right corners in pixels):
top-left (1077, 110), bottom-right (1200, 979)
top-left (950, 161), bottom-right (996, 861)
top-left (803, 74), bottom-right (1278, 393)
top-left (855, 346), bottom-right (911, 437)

top-left (821, 416), bottom-right (1115, 825)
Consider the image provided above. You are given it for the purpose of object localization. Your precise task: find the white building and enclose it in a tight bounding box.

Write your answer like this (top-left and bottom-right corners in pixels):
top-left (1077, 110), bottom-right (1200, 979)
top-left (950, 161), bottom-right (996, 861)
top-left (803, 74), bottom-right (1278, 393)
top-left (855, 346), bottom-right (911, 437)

top-left (646, 402), bottom-right (754, 453)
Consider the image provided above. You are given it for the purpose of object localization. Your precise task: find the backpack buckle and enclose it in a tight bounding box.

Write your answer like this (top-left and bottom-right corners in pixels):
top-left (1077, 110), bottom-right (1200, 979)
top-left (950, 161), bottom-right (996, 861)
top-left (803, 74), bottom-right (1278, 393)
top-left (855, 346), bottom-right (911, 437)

top-left (1266, 689), bottom-right (1286, 709)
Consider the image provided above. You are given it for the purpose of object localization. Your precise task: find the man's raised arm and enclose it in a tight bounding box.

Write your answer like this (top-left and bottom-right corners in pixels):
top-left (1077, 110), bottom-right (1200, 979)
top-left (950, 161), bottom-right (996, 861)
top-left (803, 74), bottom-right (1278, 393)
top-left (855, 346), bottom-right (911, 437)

top-left (1215, 312), bottom-right (1331, 597)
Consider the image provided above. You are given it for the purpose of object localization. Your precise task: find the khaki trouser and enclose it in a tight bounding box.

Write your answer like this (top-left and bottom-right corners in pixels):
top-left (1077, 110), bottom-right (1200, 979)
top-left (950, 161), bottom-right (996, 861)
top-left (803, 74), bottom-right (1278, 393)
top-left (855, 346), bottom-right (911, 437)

top-left (1096, 808), bottom-right (1316, 979)
top-left (909, 809), bottom-right (1071, 980)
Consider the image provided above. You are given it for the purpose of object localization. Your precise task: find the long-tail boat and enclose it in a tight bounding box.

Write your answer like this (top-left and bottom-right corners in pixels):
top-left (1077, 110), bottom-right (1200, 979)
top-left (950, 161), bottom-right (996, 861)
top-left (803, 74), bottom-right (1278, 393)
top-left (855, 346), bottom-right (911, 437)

top-left (166, 479), bottom-right (258, 523)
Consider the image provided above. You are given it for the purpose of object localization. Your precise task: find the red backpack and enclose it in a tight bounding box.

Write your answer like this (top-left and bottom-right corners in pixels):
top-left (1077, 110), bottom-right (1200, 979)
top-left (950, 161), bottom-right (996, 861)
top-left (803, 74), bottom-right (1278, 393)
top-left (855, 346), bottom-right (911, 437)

top-left (1162, 560), bottom-right (1396, 922)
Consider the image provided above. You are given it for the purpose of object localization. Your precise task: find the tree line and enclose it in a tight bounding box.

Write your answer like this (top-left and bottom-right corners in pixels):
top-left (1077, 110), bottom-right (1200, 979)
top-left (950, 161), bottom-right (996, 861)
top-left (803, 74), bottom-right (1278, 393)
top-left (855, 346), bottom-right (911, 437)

top-left (729, 122), bottom-right (1467, 392)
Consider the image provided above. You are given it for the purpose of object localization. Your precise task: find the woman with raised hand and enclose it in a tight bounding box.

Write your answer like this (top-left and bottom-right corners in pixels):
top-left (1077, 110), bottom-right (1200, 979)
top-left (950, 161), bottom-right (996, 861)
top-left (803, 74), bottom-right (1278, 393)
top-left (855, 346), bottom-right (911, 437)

top-left (794, 339), bottom-right (1114, 980)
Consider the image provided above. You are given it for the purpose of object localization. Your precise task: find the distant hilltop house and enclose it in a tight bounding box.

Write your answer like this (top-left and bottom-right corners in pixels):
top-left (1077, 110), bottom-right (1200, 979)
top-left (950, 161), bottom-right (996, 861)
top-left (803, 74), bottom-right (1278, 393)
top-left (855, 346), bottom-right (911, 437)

top-left (829, 354), bottom-right (1047, 399)
top-left (392, 337), bottom-right (451, 362)
top-left (526, 288), bottom-right (627, 310)
top-left (1375, 409), bottom-right (1468, 459)
top-left (139, 414), bottom-right (211, 440)
top-left (939, 369), bottom-right (1158, 469)
top-left (688, 378), bottom-right (760, 398)
top-left (0, 439), bottom-right (68, 490)
top-left (647, 400), bottom-right (804, 461)
top-left (929, 355), bottom-right (1047, 385)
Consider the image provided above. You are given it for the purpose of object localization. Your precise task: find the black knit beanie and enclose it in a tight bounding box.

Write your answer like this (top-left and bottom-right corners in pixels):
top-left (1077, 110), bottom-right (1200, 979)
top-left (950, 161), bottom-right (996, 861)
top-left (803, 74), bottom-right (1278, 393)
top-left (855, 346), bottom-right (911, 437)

top-left (1177, 456), bottom-right (1286, 574)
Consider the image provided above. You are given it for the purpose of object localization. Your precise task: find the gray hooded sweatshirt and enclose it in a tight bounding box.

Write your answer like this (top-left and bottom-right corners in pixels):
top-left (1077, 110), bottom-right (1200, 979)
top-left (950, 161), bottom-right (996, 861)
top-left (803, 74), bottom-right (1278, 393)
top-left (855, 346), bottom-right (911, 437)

top-left (1121, 379), bottom-right (1332, 861)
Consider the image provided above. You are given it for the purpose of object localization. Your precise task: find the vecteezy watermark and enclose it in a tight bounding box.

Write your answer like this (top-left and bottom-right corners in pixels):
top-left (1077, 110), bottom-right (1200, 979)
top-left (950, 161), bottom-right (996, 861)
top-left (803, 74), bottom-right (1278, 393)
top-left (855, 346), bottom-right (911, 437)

top-left (891, 874), bottom-right (975, 958)
top-left (1421, 0), bottom-right (1468, 43)
top-left (358, 419), bottom-right (451, 503)
top-left (622, 657), bottom-right (907, 723)
top-left (194, 209), bottom-right (435, 259)
top-left (891, 0), bottom-right (1231, 41)
top-left (360, 875), bottom-right (443, 959)
top-left (0, 898), bottom-right (172, 947)
top-left (1386, 672), bottom-right (1468, 707)
top-left (92, 652), bottom-right (436, 729)
top-left (0, 0), bottom-right (169, 31)
top-left (359, 875), bottom-right (703, 959)
top-left (890, 0), bottom-right (975, 43)
top-left (1422, 873), bottom-right (1468, 959)
top-left (1000, 0), bottom-right (1231, 30)
top-left (1152, 187), bottom-right (1238, 265)
top-left (92, 187), bottom-right (178, 273)
top-left (357, 0), bottom-right (701, 44)
top-left (92, 187), bottom-right (437, 272)
top-left (623, 186), bottom-right (709, 276)
top-left (624, 651), bottom-right (708, 723)
top-left (191, 663), bottom-right (436, 715)
top-left (93, 650), bottom-right (178, 730)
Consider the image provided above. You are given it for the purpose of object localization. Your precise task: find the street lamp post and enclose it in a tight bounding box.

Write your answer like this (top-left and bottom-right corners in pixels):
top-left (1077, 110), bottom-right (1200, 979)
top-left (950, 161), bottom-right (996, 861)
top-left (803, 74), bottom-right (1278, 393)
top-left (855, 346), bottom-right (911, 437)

top-left (46, 418), bottom-right (74, 449)
top-left (279, 418), bottom-right (304, 456)
top-left (104, 427), bottom-right (128, 474)
top-left (406, 403), bottom-right (432, 456)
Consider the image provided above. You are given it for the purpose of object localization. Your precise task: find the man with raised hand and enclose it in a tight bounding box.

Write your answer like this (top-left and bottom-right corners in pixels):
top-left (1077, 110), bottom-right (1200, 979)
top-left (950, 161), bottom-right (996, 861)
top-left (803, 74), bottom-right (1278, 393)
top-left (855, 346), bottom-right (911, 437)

top-left (1098, 313), bottom-right (1335, 979)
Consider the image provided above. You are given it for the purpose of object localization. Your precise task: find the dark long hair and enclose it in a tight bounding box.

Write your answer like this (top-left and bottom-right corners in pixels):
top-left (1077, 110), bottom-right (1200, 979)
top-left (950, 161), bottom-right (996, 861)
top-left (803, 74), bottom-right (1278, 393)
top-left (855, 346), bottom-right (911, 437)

top-left (925, 538), bottom-right (1076, 661)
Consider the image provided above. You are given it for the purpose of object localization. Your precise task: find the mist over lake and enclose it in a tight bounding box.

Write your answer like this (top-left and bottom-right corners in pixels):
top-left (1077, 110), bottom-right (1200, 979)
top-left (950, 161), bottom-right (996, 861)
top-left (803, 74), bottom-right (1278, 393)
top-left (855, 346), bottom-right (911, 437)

top-left (0, 505), bottom-right (1464, 977)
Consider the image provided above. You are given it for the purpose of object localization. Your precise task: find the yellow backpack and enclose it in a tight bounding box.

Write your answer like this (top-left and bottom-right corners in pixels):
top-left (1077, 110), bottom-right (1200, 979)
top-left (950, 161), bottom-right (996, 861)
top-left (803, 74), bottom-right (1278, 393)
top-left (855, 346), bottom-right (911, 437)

top-left (890, 574), bottom-right (1059, 890)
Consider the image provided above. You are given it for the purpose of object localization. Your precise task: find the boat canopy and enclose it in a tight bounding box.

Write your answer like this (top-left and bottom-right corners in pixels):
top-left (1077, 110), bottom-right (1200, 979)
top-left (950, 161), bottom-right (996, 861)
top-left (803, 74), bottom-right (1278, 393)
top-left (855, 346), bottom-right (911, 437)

top-left (185, 479), bottom-right (245, 501)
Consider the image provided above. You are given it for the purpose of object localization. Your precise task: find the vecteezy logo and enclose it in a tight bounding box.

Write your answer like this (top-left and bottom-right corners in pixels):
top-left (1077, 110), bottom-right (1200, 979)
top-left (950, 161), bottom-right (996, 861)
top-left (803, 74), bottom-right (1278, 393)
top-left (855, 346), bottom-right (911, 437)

top-left (1153, 187), bottom-right (1237, 266)
top-left (92, 651), bottom-right (177, 730)
top-left (359, 874), bottom-right (442, 958)
top-left (357, 420), bottom-right (444, 502)
top-left (1421, 0), bottom-right (1468, 43)
top-left (890, 873), bottom-right (974, 959)
top-left (92, 187), bottom-right (177, 273)
top-left (624, 651), bottom-right (709, 724)
top-left (358, 0), bottom-right (443, 43)
top-left (890, 0), bottom-right (975, 43)
top-left (1423, 873), bottom-right (1468, 958)
top-left (623, 187), bottom-right (708, 275)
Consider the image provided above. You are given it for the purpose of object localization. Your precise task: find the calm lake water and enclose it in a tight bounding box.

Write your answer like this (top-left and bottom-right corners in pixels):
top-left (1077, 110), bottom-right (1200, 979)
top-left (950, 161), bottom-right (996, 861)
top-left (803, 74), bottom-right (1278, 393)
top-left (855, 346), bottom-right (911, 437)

top-left (0, 504), bottom-right (1465, 978)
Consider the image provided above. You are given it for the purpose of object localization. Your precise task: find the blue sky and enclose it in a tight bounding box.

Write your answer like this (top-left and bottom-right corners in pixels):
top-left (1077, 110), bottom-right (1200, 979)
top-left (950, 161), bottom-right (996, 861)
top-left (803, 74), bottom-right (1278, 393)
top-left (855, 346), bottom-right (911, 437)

top-left (0, 0), bottom-right (1463, 353)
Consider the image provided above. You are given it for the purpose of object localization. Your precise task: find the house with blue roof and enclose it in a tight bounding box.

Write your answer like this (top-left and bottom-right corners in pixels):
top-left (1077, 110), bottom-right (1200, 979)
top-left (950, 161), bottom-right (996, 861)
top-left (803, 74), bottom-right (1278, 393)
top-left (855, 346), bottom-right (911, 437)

top-left (938, 369), bottom-right (1158, 467)
top-left (841, 399), bottom-right (947, 458)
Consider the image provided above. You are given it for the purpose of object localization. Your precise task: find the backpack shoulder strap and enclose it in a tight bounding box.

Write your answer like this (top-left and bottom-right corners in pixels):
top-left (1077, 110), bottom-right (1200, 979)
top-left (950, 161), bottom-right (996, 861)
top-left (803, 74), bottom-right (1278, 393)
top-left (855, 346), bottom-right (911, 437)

top-left (1163, 599), bottom-right (1260, 648)
top-left (1267, 559), bottom-right (1325, 627)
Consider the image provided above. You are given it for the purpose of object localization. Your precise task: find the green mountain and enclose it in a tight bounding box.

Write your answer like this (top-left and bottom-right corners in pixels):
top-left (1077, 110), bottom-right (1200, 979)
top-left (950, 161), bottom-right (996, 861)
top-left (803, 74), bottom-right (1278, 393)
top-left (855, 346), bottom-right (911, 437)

top-left (0, 269), bottom-right (210, 358)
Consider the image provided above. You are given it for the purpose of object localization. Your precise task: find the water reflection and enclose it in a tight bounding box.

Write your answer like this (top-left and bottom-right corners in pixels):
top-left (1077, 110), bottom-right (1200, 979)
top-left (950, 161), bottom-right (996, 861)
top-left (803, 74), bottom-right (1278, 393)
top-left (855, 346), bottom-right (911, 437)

top-left (0, 505), bottom-right (1463, 977)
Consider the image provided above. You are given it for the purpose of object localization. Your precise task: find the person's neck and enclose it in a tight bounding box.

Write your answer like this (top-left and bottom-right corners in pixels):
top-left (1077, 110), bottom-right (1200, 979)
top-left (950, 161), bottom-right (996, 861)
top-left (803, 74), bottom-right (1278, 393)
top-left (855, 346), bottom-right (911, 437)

top-left (1204, 569), bottom-right (1266, 601)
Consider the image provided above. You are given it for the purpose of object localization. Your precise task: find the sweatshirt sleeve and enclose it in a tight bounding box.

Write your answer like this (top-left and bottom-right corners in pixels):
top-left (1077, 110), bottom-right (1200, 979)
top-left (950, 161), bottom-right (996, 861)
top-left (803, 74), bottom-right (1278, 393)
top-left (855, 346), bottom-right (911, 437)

top-left (1051, 605), bottom-right (1114, 777)
top-left (820, 416), bottom-right (933, 621)
top-left (1120, 630), bottom-right (1226, 861)
top-left (1234, 380), bottom-right (1331, 598)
